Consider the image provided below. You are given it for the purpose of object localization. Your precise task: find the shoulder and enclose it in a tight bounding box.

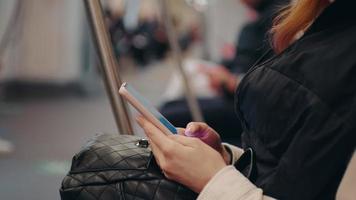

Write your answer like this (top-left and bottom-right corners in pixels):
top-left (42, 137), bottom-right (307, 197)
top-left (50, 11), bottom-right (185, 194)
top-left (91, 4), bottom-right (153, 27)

top-left (269, 25), bottom-right (356, 116)
top-left (241, 24), bottom-right (356, 113)
top-left (235, 25), bottom-right (356, 139)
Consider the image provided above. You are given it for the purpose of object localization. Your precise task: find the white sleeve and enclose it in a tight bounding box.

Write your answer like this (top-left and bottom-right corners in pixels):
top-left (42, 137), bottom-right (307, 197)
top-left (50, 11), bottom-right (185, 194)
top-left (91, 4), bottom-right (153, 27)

top-left (222, 143), bottom-right (245, 164)
top-left (197, 166), bottom-right (275, 200)
top-left (336, 152), bottom-right (356, 200)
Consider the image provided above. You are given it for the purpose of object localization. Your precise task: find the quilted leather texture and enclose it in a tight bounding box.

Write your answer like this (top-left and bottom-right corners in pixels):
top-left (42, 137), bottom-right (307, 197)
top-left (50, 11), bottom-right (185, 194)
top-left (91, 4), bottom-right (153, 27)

top-left (60, 134), bottom-right (197, 200)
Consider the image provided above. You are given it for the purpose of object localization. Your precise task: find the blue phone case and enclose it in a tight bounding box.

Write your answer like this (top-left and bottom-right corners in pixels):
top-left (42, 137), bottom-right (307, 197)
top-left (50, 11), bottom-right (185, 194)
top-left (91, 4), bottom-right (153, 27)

top-left (125, 84), bottom-right (177, 134)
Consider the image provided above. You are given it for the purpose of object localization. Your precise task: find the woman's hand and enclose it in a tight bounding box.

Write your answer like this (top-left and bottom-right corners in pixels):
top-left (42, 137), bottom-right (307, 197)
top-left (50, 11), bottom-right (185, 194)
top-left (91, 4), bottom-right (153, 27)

top-left (184, 122), bottom-right (231, 165)
top-left (137, 117), bottom-right (227, 193)
top-left (199, 65), bottom-right (238, 93)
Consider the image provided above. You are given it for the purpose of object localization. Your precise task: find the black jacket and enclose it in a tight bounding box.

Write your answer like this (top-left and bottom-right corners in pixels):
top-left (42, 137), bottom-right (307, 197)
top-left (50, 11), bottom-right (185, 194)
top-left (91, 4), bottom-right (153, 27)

top-left (235, 1), bottom-right (356, 199)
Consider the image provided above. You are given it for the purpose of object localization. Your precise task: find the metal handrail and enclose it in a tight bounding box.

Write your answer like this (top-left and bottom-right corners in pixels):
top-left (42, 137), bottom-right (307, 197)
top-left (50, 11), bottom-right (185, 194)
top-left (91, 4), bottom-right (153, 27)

top-left (158, 0), bottom-right (204, 122)
top-left (83, 0), bottom-right (134, 135)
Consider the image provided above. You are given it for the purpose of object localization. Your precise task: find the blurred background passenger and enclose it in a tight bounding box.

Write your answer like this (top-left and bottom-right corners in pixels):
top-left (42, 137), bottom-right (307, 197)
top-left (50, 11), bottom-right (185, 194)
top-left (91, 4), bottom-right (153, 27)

top-left (106, 0), bottom-right (197, 66)
top-left (160, 0), bottom-right (289, 144)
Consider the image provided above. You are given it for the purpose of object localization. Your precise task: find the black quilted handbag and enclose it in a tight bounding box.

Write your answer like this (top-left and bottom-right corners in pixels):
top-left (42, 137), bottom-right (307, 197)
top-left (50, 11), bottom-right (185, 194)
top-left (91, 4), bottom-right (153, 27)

top-left (60, 134), bottom-right (197, 200)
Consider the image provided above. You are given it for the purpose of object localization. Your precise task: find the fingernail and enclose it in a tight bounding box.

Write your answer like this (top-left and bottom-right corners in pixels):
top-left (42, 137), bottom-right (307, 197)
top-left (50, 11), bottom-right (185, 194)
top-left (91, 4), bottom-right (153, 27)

top-left (184, 129), bottom-right (193, 136)
top-left (184, 127), bottom-right (194, 136)
top-left (185, 124), bottom-right (196, 133)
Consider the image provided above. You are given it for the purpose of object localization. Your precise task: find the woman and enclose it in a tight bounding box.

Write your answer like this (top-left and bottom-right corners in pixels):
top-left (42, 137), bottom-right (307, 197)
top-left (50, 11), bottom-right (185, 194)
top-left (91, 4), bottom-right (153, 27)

top-left (160, 0), bottom-right (288, 143)
top-left (137, 0), bottom-right (356, 199)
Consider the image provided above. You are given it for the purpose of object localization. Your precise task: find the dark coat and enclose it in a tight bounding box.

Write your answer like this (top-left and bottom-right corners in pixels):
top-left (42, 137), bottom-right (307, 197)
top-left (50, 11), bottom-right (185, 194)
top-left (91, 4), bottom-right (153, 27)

top-left (235, 1), bottom-right (356, 199)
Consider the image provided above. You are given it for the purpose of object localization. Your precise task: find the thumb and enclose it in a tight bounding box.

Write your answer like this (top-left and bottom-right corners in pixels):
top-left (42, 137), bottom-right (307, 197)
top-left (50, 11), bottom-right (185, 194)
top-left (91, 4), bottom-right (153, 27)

top-left (185, 122), bottom-right (223, 153)
top-left (185, 122), bottom-right (210, 137)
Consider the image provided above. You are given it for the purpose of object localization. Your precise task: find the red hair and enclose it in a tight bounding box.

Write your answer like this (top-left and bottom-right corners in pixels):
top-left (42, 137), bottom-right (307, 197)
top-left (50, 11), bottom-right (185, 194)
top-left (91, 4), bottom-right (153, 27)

top-left (271, 0), bottom-right (331, 53)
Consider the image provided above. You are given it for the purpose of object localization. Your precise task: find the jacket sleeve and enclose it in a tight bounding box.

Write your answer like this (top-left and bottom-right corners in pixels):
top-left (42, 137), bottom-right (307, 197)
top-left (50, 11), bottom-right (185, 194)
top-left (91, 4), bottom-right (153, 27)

top-left (197, 166), bottom-right (275, 200)
top-left (256, 96), bottom-right (356, 199)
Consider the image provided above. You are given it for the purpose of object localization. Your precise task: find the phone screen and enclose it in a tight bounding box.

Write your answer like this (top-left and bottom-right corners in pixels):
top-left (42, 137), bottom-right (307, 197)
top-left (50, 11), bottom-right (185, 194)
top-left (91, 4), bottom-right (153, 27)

top-left (124, 84), bottom-right (177, 134)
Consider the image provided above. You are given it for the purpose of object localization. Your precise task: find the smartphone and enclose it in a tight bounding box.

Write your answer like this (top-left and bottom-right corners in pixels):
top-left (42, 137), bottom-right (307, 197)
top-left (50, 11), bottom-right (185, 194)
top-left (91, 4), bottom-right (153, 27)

top-left (119, 82), bottom-right (177, 135)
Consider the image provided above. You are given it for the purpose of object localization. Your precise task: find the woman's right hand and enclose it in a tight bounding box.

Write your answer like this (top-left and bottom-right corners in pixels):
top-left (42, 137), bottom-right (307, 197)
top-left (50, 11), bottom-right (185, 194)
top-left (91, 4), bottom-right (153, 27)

top-left (199, 65), bottom-right (238, 93)
top-left (137, 117), bottom-right (227, 193)
top-left (181, 122), bottom-right (231, 165)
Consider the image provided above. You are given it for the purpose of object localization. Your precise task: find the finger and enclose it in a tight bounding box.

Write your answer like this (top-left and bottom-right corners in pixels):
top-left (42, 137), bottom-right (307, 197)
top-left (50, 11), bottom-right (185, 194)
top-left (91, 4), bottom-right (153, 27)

top-left (136, 116), bottom-right (168, 140)
top-left (148, 138), bottom-right (165, 166)
top-left (185, 122), bottom-right (210, 135)
top-left (168, 134), bottom-right (200, 147)
top-left (176, 128), bottom-right (185, 135)
top-left (162, 170), bottom-right (173, 180)
top-left (136, 116), bottom-right (176, 153)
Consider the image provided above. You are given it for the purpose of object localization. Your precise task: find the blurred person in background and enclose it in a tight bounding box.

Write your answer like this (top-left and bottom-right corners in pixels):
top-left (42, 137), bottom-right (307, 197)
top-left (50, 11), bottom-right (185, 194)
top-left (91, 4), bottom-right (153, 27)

top-left (138, 0), bottom-right (356, 199)
top-left (107, 0), bottom-right (196, 66)
top-left (160, 0), bottom-right (289, 144)
top-left (106, 0), bottom-right (165, 65)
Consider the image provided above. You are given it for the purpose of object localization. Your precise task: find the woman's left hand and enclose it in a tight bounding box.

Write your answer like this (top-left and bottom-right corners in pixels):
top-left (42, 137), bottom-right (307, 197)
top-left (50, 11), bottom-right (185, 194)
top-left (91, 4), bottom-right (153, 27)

top-left (199, 65), bottom-right (238, 93)
top-left (136, 116), bottom-right (227, 193)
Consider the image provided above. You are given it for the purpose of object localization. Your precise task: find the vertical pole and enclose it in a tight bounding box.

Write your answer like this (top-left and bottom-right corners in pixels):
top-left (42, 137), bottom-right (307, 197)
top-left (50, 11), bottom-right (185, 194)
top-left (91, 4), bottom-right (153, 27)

top-left (159, 0), bottom-right (204, 122)
top-left (84, 0), bottom-right (133, 135)
top-left (200, 11), bottom-right (211, 60)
